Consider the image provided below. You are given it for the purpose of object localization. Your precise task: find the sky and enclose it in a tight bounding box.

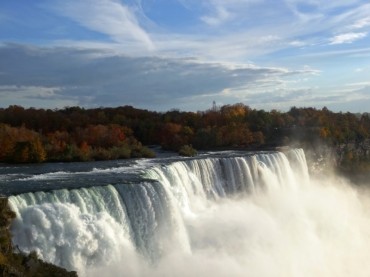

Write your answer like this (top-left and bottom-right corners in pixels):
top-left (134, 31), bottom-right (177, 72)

top-left (0, 0), bottom-right (370, 112)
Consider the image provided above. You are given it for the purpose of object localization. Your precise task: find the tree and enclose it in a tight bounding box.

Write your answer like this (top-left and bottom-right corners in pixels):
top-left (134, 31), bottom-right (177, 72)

top-left (0, 124), bottom-right (46, 163)
top-left (11, 138), bottom-right (46, 163)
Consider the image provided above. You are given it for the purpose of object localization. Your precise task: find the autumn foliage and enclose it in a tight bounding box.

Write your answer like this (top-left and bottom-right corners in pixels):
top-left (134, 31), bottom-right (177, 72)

top-left (0, 104), bottom-right (370, 164)
top-left (0, 124), bottom-right (46, 163)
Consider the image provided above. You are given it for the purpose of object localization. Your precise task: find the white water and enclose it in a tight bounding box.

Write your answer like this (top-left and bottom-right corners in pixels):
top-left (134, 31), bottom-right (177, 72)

top-left (8, 149), bottom-right (370, 276)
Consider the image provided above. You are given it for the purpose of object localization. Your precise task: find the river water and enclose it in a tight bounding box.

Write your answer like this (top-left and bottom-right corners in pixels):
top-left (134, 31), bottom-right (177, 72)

top-left (1, 149), bottom-right (370, 277)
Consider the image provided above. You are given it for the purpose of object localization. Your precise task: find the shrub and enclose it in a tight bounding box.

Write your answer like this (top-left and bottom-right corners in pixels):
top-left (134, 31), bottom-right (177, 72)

top-left (179, 145), bottom-right (197, 157)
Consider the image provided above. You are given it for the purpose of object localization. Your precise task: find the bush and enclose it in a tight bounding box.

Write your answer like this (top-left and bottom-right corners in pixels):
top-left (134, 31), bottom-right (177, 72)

top-left (91, 148), bottom-right (112, 160)
top-left (139, 146), bottom-right (156, 158)
top-left (178, 145), bottom-right (197, 157)
top-left (113, 145), bottom-right (131, 159)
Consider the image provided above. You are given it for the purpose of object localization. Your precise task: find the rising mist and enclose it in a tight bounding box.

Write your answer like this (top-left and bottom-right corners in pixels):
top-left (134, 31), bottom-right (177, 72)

top-left (8, 150), bottom-right (370, 277)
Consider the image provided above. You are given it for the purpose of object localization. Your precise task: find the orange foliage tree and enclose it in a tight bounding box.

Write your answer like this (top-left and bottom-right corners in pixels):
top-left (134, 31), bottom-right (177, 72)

top-left (0, 124), bottom-right (46, 163)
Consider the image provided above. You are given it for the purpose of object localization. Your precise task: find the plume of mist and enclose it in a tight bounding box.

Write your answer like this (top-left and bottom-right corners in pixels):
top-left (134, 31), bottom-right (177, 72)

top-left (10, 151), bottom-right (370, 277)
top-left (88, 173), bottom-right (370, 277)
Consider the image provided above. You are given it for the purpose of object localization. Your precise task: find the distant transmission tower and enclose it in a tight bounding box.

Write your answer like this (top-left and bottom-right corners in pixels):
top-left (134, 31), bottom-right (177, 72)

top-left (212, 101), bottom-right (217, 111)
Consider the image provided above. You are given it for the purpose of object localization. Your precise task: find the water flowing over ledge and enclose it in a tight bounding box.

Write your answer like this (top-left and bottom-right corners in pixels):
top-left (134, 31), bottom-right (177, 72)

top-left (7, 149), bottom-right (370, 277)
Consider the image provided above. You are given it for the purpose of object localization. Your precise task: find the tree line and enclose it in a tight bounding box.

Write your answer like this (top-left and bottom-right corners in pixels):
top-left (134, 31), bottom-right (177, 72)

top-left (0, 104), bottom-right (369, 164)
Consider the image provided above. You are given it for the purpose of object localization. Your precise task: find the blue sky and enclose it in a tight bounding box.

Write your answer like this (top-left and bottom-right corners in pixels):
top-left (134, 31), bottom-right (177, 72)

top-left (0, 0), bottom-right (370, 112)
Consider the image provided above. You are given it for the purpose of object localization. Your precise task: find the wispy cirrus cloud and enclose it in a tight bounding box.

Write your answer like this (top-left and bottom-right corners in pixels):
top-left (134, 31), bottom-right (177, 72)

top-left (329, 32), bottom-right (367, 45)
top-left (201, 5), bottom-right (232, 26)
top-left (180, 0), bottom-right (265, 27)
top-left (49, 0), bottom-right (154, 50)
top-left (165, 0), bottom-right (370, 59)
top-left (39, 0), bottom-right (370, 61)
top-left (350, 16), bottom-right (370, 29)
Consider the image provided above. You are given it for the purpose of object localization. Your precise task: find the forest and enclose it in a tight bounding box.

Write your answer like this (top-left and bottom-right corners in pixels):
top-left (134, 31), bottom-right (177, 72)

top-left (0, 104), bottom-right (370, 172)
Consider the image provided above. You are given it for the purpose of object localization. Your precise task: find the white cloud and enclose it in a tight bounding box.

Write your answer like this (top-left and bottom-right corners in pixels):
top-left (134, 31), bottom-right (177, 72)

top-left (0, 85), bottom-right (76, 108)
top-left (284, 0), bottom-right (364, 12)
top-left (346, 81), bottom-right (370, 86)
top-left (0, 44), bottom-right (318, 111)
top-left (329, 32), bottom-right (367, 44)
top-left (289, 40), bottom-right (306, 47)
top-left (193, 0), bottom-right (263, 26)
top-left (165, 1), bottom-right (370, 61)
top-left (201, 6), bottom-right (232, 26)
top-left (331, 4), bottom-right (370, 32)
top-left (351, 16), bottom-right (370, 29)
top-left (40, 0), bottom-right (370, 62)
top-left (1, 1), bottom-right (370, 113)
top-left (50, 0), bottom-right (154, 50)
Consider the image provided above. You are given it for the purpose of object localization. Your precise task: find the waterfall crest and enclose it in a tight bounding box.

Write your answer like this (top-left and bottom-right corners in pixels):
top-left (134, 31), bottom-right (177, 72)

top-left (10, 149), bottom-right (369, 277)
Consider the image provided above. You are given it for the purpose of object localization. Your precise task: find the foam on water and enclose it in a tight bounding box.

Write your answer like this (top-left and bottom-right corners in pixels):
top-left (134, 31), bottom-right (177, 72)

top-left (18, 171), bottom-right (73, 181)
top-left (8, 149), bottom-right (370, 276)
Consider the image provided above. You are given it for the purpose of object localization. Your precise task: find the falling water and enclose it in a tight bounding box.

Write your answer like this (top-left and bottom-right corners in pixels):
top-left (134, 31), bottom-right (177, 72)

top-left (8, 149), bottom-right (370, 276)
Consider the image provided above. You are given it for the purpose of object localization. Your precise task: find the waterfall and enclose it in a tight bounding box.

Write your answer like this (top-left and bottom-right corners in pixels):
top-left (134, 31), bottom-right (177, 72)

top-left (9, 149), bottom-right (370, 277)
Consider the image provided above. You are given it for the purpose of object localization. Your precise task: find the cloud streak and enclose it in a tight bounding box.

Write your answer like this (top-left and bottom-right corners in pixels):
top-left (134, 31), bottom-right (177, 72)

top-left (329, 32), bottom-right (367, 45)
top-left (38, 0), bottom-right (370, 61)
top-left (50, 0), bottom-right (154, 50)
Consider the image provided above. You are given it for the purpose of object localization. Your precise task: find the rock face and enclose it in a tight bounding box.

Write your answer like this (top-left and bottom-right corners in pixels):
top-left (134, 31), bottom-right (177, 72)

top-left (0, 197), bottom-right (78, 277)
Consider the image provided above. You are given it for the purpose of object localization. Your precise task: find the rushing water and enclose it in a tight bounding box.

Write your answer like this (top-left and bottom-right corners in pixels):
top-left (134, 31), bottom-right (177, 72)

top-left (2, 149), bottom-right (370, 276)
